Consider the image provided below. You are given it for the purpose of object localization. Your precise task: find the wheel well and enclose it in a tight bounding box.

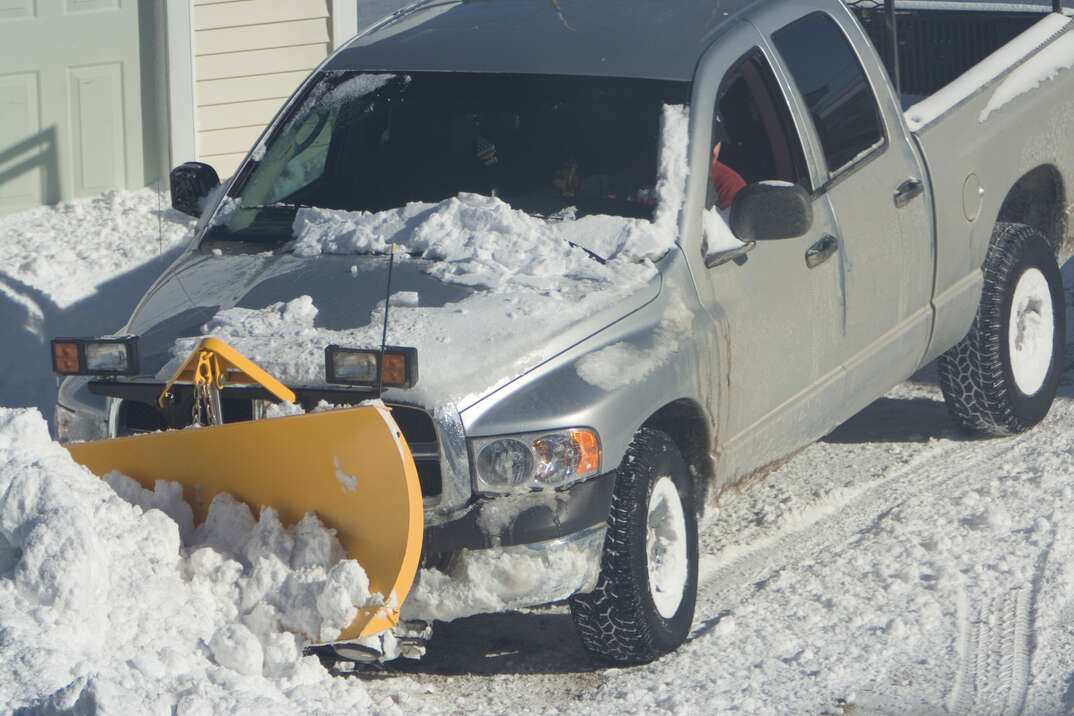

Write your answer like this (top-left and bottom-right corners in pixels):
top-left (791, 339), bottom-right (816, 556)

top-left (641, 399), bottom-right (714, 511)
top-left (997, 165), bottom-right (1066, 255)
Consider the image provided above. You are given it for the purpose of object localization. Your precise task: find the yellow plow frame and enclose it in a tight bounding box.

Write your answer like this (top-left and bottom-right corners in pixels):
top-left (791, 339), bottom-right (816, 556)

top-left (66, 339), bottom-right (424, 641)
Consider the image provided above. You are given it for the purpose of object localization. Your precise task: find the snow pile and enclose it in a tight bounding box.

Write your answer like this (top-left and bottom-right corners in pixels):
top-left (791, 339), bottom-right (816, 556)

top-left (0, 408), bottom-right (395, 713)
top-left (291, 104), bottom-right (690, 272)
top-left (0, 189), bottom-right (195, 421)
top-left (292, 193), bottom-right (658, 291)
top-left (0, 188), bottom-right (194, 308)
top-left (159, 282), bottom-right (648, 407)
top-left (979, 28), bottom-right (1074, 122)
top-left (403, 527), bottom-right (603, 623)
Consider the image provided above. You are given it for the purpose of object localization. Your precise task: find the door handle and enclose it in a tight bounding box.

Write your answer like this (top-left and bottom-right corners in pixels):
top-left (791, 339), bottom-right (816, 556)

top-left (805, 235), bottom-right (838, 269)
top-left (894, 178), bottom-right (924, 208)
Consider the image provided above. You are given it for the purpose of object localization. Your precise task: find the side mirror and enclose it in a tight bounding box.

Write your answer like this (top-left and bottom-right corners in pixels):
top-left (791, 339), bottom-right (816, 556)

top-left (729, 182), bottom-right (813, 241)
top-left (169, 161), bottom-right (220, 218)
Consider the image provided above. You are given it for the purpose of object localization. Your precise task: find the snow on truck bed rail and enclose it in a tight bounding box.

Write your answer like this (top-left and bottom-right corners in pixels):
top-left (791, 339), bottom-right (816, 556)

top-left (905, 12), bottom-right (1071, 131)
top-left (0, 408), bottom-right (407, 713)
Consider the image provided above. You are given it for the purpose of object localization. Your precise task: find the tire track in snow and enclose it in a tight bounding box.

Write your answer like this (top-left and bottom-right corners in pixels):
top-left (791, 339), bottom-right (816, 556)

top-left (950, 517), bottom-right (1056, 716)
top-left (948, 587), bottom-right (1032, 716)
top-left (690, 431), bottom-right (1029, 654)
top-left (695, 438), bottom-right (966, 607)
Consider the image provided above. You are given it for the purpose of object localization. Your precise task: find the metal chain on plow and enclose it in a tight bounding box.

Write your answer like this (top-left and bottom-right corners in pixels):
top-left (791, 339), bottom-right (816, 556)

top-left (191, 351), bottom-right (225, 427)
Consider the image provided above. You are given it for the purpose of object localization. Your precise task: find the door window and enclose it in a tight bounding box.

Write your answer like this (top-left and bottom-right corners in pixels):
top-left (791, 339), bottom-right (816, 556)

top-left (773, 12), bottom-right (885, 177)
top-left (707, 49), bottom-right (808, 212)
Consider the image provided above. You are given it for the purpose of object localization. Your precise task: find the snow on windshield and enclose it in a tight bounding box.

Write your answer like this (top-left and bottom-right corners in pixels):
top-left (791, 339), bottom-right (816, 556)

top-left (290, 104), bottom-right (690, 268)
top-left (160, 106), bottom-right (690, 406)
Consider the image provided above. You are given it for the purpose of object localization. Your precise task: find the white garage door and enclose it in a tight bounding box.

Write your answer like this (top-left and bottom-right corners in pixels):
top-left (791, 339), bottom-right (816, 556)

top-left (0, 0), bottom-right (150, 214)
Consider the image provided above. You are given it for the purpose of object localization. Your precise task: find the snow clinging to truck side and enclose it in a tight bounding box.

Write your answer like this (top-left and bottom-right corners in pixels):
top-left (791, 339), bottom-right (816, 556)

top-left (979, 29), bottom-right (1074, 123)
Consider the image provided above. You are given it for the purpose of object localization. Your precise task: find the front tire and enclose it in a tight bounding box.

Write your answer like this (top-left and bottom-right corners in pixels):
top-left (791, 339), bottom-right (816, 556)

top-left (569, 428), bottom-right (698, 664)
top-left (937, 223), bottom-right (1066, 435)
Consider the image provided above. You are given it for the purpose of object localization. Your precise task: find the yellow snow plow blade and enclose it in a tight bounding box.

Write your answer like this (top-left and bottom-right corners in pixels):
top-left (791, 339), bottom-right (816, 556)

top-left (65, 345), bottom-right (424, 642)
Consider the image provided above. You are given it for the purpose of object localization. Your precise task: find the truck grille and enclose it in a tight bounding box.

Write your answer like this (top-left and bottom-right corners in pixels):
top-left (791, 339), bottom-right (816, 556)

top-left (116, 398), bottom-right (443, 498)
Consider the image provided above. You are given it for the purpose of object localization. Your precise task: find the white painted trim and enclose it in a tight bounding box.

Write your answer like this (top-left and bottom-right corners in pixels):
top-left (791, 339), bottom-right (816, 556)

top-left (331, 0), bottom-right (359, 48)
top-left (165, 0), bottom-right (197, 167)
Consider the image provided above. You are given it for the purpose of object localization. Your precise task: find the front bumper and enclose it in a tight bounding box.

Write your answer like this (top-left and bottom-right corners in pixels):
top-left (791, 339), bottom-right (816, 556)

top-left (401, 524), bottom-right (607, 623)
top-left (423, 469), bottom-right (616, 555)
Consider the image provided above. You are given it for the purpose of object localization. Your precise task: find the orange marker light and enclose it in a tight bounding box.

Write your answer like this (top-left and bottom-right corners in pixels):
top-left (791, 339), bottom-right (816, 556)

top-left (382, 353), bottom-right (408, 386)
top-left (52, 342), bottom-right (80, 375)
top-left (571, 429), bottom-right (601, 476)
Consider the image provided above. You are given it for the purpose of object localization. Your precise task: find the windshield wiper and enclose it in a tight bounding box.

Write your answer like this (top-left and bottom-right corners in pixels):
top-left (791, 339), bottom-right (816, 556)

top-left (243, 202), bottom-right (315, 211)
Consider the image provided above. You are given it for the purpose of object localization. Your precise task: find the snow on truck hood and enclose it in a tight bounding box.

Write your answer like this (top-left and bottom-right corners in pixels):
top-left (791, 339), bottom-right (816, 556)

top-left (132, 106), bottom-right (690, 409)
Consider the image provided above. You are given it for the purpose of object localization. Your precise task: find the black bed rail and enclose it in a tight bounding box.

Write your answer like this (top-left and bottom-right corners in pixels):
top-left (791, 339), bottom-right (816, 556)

top-left (845, 0), bottom-right (1066, 100)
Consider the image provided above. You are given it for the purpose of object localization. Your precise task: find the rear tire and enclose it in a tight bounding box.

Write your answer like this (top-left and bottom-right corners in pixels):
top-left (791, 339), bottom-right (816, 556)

top-left (937, 223), bottom-right (1066, 435)
top-left (569, 428), bottom-right (698, 664)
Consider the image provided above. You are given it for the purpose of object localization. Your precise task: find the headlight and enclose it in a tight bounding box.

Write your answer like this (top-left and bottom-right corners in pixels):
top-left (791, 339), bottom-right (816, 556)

top-left (471, 428), bottom-right (601, 495)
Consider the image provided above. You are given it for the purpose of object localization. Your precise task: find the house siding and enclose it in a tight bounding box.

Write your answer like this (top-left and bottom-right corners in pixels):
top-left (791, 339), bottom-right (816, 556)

top-left (193, 0), bottom-right (336, 177)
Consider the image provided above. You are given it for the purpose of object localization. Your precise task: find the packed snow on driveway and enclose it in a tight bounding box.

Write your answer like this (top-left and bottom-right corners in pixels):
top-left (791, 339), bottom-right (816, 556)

top-left (0, 191), bottom-right (1073, 714)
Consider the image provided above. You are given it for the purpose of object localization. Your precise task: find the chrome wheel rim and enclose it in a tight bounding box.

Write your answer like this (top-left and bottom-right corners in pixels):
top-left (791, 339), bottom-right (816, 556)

top-left (1008, 267), bottom-right (1054, 396)
top-left (646, 476), bottom-right (688, 619)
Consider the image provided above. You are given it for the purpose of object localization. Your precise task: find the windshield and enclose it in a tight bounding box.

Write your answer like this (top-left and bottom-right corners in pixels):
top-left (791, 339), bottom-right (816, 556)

top-left (204, 71), bottom-right (690, 247)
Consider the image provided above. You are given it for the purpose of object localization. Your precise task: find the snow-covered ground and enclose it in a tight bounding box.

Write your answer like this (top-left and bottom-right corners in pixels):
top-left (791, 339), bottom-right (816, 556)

top-left (0, 191), bottom-right (1072, 713)
top-left (0, 189), bottom-right (194, 422)
top-left (387, 348), bottom-right (1074, 715)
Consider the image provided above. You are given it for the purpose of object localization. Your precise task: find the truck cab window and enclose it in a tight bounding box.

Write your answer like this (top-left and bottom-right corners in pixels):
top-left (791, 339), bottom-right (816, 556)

top-left (773, 12), bottom-right (885, 176)
top-left (710, 50), bottom-right (808, 210)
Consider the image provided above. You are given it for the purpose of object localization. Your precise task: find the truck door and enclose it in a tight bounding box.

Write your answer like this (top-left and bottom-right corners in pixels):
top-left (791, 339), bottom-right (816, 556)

top-left (770, 10), bottom-right (935, 406)
top-left (694, 34), bottom-right (847, 479)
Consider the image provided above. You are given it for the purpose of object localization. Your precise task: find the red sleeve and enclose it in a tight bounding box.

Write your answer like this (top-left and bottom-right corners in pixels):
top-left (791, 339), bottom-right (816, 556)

top-left (710, 157), bottom-right (747, 210)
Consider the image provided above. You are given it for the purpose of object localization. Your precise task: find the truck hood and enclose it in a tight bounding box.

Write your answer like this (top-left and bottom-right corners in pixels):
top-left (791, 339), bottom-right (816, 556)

top-left (125, 248), bottom-right (661, 411)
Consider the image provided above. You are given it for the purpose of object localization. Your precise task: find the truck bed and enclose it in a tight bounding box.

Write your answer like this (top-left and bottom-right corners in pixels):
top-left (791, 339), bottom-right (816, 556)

top-left (851, 4), bottom-right (1074, 363)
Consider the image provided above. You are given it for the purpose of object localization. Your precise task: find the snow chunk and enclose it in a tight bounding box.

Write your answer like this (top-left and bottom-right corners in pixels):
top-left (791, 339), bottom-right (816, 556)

top-left (703, 206), bottom-right (745, 256)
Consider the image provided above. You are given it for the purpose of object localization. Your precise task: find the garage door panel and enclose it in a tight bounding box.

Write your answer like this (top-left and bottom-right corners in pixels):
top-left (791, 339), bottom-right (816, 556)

top-left (0, 0), bottom-right (146, 213)
top-left (68, 63), bottom-right (126, 196)
top-left (0, 71), bottom-right (43, 210)
top-left (0, 0), bottom-right (34, 21)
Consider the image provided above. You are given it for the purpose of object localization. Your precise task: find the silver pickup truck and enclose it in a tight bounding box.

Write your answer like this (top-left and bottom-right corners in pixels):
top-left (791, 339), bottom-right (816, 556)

top-left (56, 0), bottom-right (1073, 663)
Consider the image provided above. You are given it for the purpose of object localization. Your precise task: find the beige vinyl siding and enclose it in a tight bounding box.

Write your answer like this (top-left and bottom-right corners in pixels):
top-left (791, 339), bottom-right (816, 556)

top-left (193, 0), bottom-right (333, 177)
